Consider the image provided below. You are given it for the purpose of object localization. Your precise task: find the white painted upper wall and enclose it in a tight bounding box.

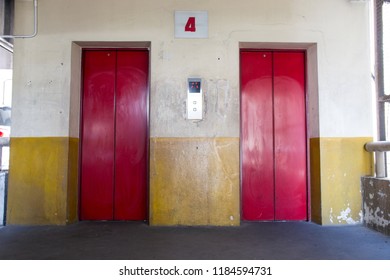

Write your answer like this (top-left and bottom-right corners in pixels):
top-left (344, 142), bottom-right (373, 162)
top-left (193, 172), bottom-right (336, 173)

top-left (11, 0), bottom-right (373, 138)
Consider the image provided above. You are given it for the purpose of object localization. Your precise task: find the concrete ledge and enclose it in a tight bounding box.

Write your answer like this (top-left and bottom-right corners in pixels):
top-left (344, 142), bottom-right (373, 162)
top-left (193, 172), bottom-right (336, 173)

top-left (361, 176), bottom-right (390, 235)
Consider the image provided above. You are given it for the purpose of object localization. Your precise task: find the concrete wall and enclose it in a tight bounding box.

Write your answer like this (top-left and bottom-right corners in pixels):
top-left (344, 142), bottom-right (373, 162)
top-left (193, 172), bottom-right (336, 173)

top-left (6, 0), bottom-right (374, 225)
top-left (361, 177), bottom-right (390, 235)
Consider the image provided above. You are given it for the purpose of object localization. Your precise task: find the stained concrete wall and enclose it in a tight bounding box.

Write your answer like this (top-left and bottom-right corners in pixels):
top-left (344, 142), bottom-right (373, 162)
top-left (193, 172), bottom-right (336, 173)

top-left (10, 0), bottom-right (372, 139)
top-left (6, 0), bottom-right (374, 225)
top-left (361, 177), bottom-right (390, 235)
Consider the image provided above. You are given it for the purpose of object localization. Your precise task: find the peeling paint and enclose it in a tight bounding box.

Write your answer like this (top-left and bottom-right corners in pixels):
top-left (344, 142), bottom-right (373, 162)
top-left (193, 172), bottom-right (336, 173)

top-left (378, 191), bottom-right (387, 198)
top-left (364, 203), bottom-right (390, 228)
top-left (361, 177), bottom-right (390, 235)
top-left (329, 208), bottom-right (334, 224)
top-left (337, 207), bottom-right (359, 225)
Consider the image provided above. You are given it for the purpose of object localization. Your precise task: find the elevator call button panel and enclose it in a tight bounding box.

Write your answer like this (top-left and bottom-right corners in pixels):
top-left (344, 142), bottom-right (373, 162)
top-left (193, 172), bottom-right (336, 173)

top-left (187, 78), bottom-right (203, 120)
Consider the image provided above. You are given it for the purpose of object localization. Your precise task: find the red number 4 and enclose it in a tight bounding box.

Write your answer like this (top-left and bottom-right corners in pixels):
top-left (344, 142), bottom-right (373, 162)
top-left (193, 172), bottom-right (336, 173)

top-left (185, 17), bottom-right (196, 32)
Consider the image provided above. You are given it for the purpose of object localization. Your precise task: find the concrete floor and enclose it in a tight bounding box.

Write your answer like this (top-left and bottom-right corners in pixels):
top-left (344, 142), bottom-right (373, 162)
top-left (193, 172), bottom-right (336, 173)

top-left (0, 221), bottom-right (389, 260)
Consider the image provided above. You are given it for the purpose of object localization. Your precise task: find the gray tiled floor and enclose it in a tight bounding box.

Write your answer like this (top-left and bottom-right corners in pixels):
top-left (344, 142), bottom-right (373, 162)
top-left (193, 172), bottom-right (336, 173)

top-left (0, 222), bottom-right (389, 260)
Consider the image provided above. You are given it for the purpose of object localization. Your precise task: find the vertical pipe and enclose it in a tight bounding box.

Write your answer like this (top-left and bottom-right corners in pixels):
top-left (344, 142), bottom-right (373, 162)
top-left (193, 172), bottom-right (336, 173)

top-left (374, 1), bottom-right (388, 177)
top-left (376, 151), bottom-right (386, 177)
top-left (375, 0), bottom-right (386, 140)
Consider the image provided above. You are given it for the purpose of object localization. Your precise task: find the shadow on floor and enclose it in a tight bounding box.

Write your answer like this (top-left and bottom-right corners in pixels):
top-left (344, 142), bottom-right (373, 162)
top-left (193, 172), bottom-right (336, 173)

top-left (0, 221), bottom-right (389, 260)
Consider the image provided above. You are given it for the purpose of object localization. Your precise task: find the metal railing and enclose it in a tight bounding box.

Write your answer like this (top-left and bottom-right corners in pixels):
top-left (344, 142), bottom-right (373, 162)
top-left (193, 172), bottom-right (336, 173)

top-left (364, 141), bottom-right (390, 178)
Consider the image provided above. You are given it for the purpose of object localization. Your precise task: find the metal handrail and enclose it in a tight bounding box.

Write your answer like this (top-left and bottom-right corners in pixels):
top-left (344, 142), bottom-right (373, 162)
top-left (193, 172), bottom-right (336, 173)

top-left (364, 141), bottom-right (390, 178)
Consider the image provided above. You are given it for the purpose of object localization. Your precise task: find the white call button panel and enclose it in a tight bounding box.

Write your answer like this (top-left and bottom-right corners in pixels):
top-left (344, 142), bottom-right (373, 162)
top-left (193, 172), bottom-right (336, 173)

top-left (187, 78), bottom-right (203, 120)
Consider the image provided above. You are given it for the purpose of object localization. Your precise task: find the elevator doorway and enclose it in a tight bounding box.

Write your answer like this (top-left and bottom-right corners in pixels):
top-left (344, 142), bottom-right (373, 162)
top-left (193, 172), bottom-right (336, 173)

top-left (241, 50), bottom-right (307, 221)
top-left (80, 49), bottom-right (149, 221)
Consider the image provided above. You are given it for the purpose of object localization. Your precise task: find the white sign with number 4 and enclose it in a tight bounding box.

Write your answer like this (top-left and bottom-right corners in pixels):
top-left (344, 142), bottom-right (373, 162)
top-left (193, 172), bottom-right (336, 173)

top-left (174, 11), bottom-right (208, 38)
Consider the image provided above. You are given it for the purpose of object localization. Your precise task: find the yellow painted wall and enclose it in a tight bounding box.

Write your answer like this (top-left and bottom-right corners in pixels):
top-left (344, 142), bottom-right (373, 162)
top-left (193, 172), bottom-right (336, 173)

top-left (7, 137), bottom-right (79, 225)
top-left (66, 138), bottom-right (79, 224)
top-left (151, 136), bottom-right (373, 226)
top-left (150, 137), bottom-right (240, 226)
top-left (310, 138), bottom-right (322, 224)
top-left (310, 137), bottom-right (373, 225)
top-left (7, 135), bottom-right (373, 226)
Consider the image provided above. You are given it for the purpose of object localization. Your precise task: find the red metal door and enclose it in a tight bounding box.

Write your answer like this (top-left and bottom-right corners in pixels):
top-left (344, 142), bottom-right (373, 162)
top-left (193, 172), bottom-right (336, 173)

top-left (80, 50), bottom-right (148, 221)
top-left (114, 50), bottom-right (148, 220)
top-left (241, 51), bottom-right (274, 220)
top-left (241, 50), bottom-right (307, 221)
top-left (80, 50), bottom-right (116, 220)
top-left (273, 52), bottom-right (307, 220)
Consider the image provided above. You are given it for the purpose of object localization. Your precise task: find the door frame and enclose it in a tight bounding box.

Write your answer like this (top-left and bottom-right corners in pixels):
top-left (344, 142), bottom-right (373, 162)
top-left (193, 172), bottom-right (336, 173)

top-left (239, 43), bottom-right (320, 223)
top-left (70, 42), bottom-right (151, 222)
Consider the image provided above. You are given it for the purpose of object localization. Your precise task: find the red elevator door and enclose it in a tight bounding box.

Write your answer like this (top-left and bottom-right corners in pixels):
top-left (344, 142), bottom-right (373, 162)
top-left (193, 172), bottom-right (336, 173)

top-left (241, 51), bottom-right (307, 221)
top-left (80, 50), bottom-right (148, 221)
